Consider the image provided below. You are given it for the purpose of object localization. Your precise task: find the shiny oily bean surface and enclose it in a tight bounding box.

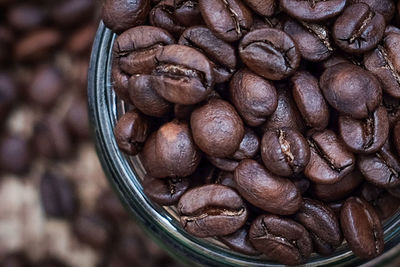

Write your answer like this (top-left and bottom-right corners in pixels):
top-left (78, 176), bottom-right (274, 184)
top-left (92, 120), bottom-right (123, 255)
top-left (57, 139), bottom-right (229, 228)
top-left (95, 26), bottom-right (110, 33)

top-left (280, 0), bottom-right (346, 22)
top-left (340, 197), bottom-right (384, 260)
top-left (178, 184), bottom-right (248, 237)
top-left (229, 69), bottom-right (277, 126)
top-left (219, 226), bottom-right (260, 256)
top-left (249, 214), bottom-right (313, 265)
top-left (174, 0), bottom-right (203, 27)
top-left (140, 132), bottom-right (170, 178)
top-left (295, 198), bottom-right (342, 256)
top-left (333, 3), bottom-right (385, 54)
top-left (305, 129), bottom-right (355, 184)
top-left (320, 63), bottom-right (382, 119)
top-left (339, 106), bottom-right (389, 154)
top-left (349, 0), bottom-right (395, 23)
top-left (199, 0), bottom-right (253, 42)
top-left (239, 28), bottom-right (300, 81)
top-left (234, 159), bottom-right (302, 215)
top-left (149, 0), bottom-right (186, 37)
top-left (261, 128), bottom-right (310, 177)
top-left (232, 127), bottom-right (260, 160)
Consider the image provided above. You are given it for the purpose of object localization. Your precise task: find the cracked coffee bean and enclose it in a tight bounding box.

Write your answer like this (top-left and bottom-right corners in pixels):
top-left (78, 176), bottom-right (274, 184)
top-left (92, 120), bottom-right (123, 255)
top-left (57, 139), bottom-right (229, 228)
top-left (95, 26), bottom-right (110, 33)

top-left (143, 175), bottom-right (190, 206)
top-left (349, 0), bottom-right (395, 23)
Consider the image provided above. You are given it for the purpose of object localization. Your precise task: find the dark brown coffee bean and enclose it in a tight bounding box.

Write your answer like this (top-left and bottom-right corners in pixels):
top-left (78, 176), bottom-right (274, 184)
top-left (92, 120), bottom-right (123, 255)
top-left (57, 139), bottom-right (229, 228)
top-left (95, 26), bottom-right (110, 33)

top-left (15, 29), bottom-right (61, 61)
top-left (261, 128), bottom-right (310, 177)
top-left (320, 63), bottom-right (382, 119)
top-left (295, 198), bottom-right (342, 256)
top-left (349, 0), bottom-right (395, 23)
top-left (249, 214), bottom-right (313, 265)
top-left (64, 96), bottom-right (90, 140)
top-left (103, 0), bottom-right (150, 33)
top-left (232, 128), bottom-right (259, 160)
top-left (239, 28), bottom-right (300, 80)
top-left (364, 33), bottom-right (400, 99)
top-left (199, 0), bottom-right (253, 42)
top-left (143, 175), bottom-right (190, 206)
top-left (174, 0), bottom-right (203, 27)
top-left (340, 197), bottom-right (384, 259)
top-left (234, 159), bottom-right (302, 215)
top-left (281, 0), bottom-right (346, 22)
top-left (333, 3), bottom-right (385, 54)
top-left (207, 155), bottom-right (239, 172)
top-left (51, 0), bottom-right (94, 27)
top-left (385, 25), bottom-right (400, 36)
top-left (292, 175), bottom-right (311, 195)
top-left (114, 110), bottom-right (150, 156)
top-left (152, 44), bottom-right (215, 105)
top-left (0, 72), bottom-right (17, 120)
top-left (179, 26), bottom-right (237, 83)
top-left (311, 170), bottom-right (364, 202)
top-left (339, 106), bottom-right (389, 154)
top-left (178, 184), bottom-right (248, 237)
top-left (305, 129), bottom-right (355, 184)
top-left (40, 171), bottom-right (77, 219)
top-left (150, 0), bottom-right (186, 38)
top-left (321, 55), bottom-right (350, 70)
top-left (7, 4), bottom-right (46, 31)
top-left (358, 141), bottom-right (400, 188)
top-left (140, 132), bottom-right (170, 178)
top-left (128, 75), bottom-right (173, 117)
top-left (219, 226), bottom-right (261, 256)
top-left (155, 120), bottom-right (201, 177)
top-left (229, 69), bottom-right (277, 126)
top-left (191, 98), bottom-right (244, 157)
top-left (284, 20), bottom-right (334, 62)
top-left (292, 71), bottom-right (330, 130)
top-left (243, 0), bottom-right (277, 16)
top-left (0, 134), bottom-right (31, 174)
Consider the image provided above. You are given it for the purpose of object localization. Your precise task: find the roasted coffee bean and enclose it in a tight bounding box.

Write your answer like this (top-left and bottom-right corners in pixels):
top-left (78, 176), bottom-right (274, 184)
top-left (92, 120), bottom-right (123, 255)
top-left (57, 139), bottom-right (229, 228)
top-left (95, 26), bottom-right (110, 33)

top-left (339, 106), bottom-right (389, 154)
top-left (239, 28), bottom-right (300, 80)
top-left (243, 0), bottom-right (277, 17)
top-left (219, 226), bottom-right (260, 256)
top-left (174, 0), bottom-right (203, 27)
top-left (155, 120), bottom-right (201, 177)
top-left (152, 44), bottom-right (215, 105)
top-left (0, 72), bottom-right (17, 120)
top-left (178, 184), bottom-right (248, 237)
top-left (64, 96), bottom-right (91, 140)
top-left (0, 134), bottom-right (31, 174)
top-left (140, 132), bottom-right (170, 178)
top-left (207, 156), bottom-right (239, 172)
top-left (284, 20), bottom-right (334, 62)
top-left (261, 128), bottom-right (310, 177)
top-left (249, 214), bottom-right (313, 265)
top-left (27, 64), bottom-right (63, 109)
top-left (191, 98), bottom-right (244, 157)
top-left (234, 159), bottom-right (302, 215)
top-left (359, 182), bottom-right (400, 220)
top-left (7, 4), bottom-right (46, 31)
top-left (349, 0), bottom-right (395, 23)
top-left (229, 69), bottom-right (277, 126)
top-left (179, 26), bottom-right (237, 83)
top-left (128, 75), bottom-right (173, 117)
top-left (199, 0), bottom-right (253, 42)
top-left (15, 29), bottom-right (61, 61)
top-left (232, 128), bottom-right (259, 160)
top-left (394, 122), bottom-right (400, 157)
top-left (385, 25), bottom-right (400, 36)
top-left (305, 129), bottom-right (355, 184)
top-left (311, 170), bottom-right (364, 202)
top-left (40, 171), bottom-right (77, 218)
top-left (320, 63), bottom-right (382, 119)
top-left (328, 201), bottom-right (344, 217)
top-left (103, 0), bottom-right (150, 33)
top-left (292, 71), bottom-right (329, 130)
top-left (149, 0), bottom-right (186, 37)
top-left (280, 0), bottom-right (346, 22)
top-left (333, 3), bottom-right (385, 54)
top-left (295, 198), bottom-right (342, 256)
top-left (114, 110), bottom-right (150, 156)
top-left (340, 197), bottom-right (384, 259)
top-left (143, 175), bottom-right (190, 205)
top-left (51, 0), bottom-right (94, 28)
top-left (320, 55), bottom-right (350, 70)
top-left (364, 33), bottom-right (400, 99)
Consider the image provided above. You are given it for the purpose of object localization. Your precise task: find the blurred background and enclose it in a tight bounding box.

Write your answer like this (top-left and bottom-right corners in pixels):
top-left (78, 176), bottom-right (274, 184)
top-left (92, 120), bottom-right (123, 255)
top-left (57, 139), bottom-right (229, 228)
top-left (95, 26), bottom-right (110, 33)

top-left (0, 0), bottom-right (180, 266)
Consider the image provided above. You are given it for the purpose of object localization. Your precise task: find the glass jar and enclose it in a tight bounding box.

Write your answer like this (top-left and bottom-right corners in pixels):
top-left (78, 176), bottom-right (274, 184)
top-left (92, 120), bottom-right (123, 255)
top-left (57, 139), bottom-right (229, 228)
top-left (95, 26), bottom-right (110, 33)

top-left (88, 22), bottom-right (400, 267)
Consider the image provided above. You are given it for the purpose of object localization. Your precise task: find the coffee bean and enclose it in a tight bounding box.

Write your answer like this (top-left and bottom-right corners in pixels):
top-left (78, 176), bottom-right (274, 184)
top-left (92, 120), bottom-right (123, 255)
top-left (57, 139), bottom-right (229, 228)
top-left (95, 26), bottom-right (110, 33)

top-left (261, 128), bottom-right (310, 177)
top-left (0, 134), bottom-right (31, 174)
top-left (66, 24), bottom-right (97, 55)
top-left (215, 171), bottom-right (236, 188)
top-left (178, 184), bottom-right (248, 237)
top-left (229, 69), bottom-right (277, 126)
top-left (349, 0), bottom-right (395, 23)
top-left (295, 198), bottom-right (342, 256)
top-left (103, 0), bottom-right (150, 33)
top-left (239, 28), bottom-right (300, 80)
top-left (234, 159), bottom-right (302, 215)
top-left (385, 25), bottom-right (400, 36)
top-left (249, 214), bottom-right (313, 265)
top-left (311, 170), bottom-right (364, 202)
top-left (284, 19), bottom-right (334, 62)
top-left (340, 197), bottom-right (384, 259)
top-left (243, 0), bottom-right (277, 17)
top-left (280, 0), bottom-right (346, 22)
top-left (64, 96), bottom-right (91, 140)
top-left (191, 98), bottom-right (244, 157)
top-left (114, 110), bottom-right (150, 156)
top-left (320, 55), bottom-right (350, 70)
top-left (339, 106), bottom-right (389, 154)
top-left (15, 29), bottom-right (61, 61)
top-left (179, 26), bottom-right (237, 83)
top-left (232, 128), bottom-right (259, 160)
top-left (292, 71), bottom-right (330, 130)
top-left (305, 129), bottom-right (355, 184)
top-left (174, 0), bottom-right (203, 27)
top-left (152, 44), bottom-right (215, 105)
top-left (199, 0), bottom-right (253, 42)
top-left (149, 0), bottom-right (186, 38)
top-left (51, 0), bottom-right (94, 28)
top-left (143, 175), bottom-right (190, 206)
top-left (206, 155), bottom-right (239, 172)
top-left (140, 132), bottom-right (171, 178)
top-left (292, 175), bottom-right (311, 195)
top-left (219, 226), bottom-right (260, 256)
top-left (333, 3), bottom-right (385, 54)
top-left (320, 63), bottom-right (382, 119)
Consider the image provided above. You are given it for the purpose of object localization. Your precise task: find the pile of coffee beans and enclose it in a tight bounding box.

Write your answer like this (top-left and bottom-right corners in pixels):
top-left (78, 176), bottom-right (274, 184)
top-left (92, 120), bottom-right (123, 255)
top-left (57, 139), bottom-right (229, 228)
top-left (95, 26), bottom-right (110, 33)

top-left (106, 0), bottom-right (400, 265)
